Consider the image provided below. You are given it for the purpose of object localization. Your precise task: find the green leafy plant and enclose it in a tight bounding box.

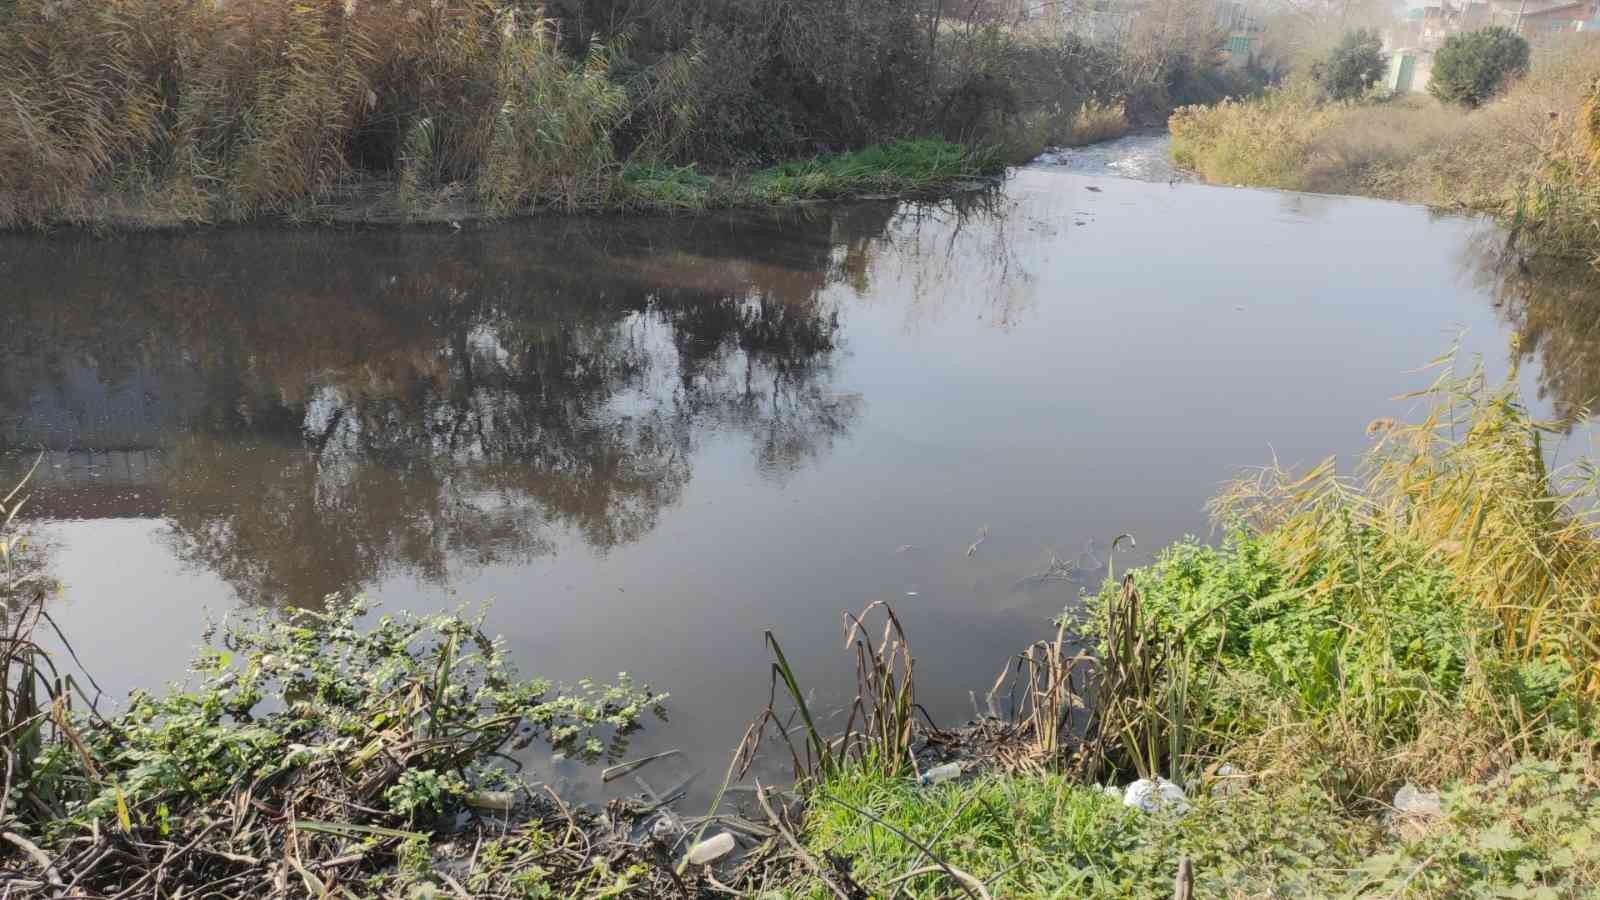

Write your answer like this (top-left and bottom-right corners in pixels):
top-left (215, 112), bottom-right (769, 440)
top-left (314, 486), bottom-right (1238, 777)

top-left (385, 768), bottom-right (463, 821)
top-left (1355, 756), bottom-right (1600, 897)
top-left (1312, 28), bottom-right (1387, 101)
top-left (1429, 27), bottom-right (1530, 108)
top-left (11, 596), bottom-right (664, 894)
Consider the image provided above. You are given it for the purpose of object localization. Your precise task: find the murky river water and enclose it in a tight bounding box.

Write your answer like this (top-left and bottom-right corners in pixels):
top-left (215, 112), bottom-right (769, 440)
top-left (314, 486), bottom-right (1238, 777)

top-left (4, 135), bottom-right (1598, 805)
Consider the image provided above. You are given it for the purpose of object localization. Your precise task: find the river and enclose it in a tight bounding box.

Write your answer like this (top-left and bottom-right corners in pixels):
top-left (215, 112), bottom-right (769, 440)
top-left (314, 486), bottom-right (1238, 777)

top-left (3, 134), bottom-right (1596, 806)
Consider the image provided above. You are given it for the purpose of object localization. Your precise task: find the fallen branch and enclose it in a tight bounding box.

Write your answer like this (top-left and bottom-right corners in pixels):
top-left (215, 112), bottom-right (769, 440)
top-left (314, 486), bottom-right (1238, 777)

top-left (3, 831), bottom-right (63, 888)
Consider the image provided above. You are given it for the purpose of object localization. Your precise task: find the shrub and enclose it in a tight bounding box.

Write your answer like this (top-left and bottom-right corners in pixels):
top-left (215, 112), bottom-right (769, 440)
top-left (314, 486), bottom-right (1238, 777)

top-left (1312, 28), bottom-right (1387, 101)
top-left (1430, 26), bottom-right (1530, 107)
top-left (1062, 100), bottom-right (1130, 147)
top-left (1169, 85), bottom-right (1343, 190)
top-left (1119, 530), bottom-right (1479, 730)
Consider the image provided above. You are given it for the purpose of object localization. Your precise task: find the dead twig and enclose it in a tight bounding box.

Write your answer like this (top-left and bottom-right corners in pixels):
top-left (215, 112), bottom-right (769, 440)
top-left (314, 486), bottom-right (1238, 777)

top-left (602, 749), bottom-right (682, 783)
top-left (754, 782), bottom-right (856, 900)
top-left (3, 831), bottom-right (63, 888)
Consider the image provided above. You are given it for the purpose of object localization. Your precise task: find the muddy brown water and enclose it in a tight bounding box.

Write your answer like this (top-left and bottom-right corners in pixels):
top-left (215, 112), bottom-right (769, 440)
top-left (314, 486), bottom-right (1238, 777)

top-left (4, 134), bottom-right (1597, 807)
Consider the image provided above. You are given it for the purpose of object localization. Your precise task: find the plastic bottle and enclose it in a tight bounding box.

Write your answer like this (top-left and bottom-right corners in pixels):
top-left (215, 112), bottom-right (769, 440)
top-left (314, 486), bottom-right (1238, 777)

top-left (918, 762), bottom-right (962, 786)
top-left (686, 832), bottom-right (736, 866)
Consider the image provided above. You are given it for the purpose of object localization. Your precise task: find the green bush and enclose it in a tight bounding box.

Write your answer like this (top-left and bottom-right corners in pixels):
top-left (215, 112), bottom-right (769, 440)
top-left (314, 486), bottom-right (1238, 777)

top-left (1109, 527), bottom-right (1482, 744)
top-left (1312, 28), bottom-right (1387, 101)
top-left (1430, 26), bottom-right (1530, 107)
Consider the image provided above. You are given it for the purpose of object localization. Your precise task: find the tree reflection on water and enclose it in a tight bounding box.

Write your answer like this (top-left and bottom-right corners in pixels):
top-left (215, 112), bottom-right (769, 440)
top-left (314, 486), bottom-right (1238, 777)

top-left (0, 208), bottom-right (901, 605)
top-left (1462, 232), bottom-right (1600, 428)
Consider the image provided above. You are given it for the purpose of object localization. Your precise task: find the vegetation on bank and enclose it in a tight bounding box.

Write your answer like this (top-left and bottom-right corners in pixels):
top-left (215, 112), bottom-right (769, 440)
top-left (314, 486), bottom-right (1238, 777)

top-left (764, 358), bottom-right (1600, 898)
top-left (0, 0), bottom-right (1257, 229)
top-left (1170, 35), bottom-right (1600, 262)
top-left (1431, 26), bottom-right (1531, 108)
top-left (619, 139), bottom-right (1003, 211)
top-left (7, 355), bottom-right (1598, 897)
top-left (785, 756), bottom-right (1600, 898)
top-left (0, 580), bottom-right (677, 895)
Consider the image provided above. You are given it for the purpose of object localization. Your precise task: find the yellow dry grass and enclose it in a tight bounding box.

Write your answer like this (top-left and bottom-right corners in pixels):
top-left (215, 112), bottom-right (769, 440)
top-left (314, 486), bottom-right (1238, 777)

top-left (1171, 37), bottom-right (1600, 258)
top-left (0, 0), bottom-right (624, 226)
top-left (1216, 355), bottom-right (1600, 699)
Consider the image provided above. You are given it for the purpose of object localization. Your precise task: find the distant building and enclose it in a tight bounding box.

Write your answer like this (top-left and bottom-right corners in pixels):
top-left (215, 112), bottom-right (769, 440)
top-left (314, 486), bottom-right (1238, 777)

top-left (1385, 48), bottom-right (1434, 91)
top-left (1218, 0), bottom-right (1262, 66)
top-left (1517, 0), bottom-right (1600, 37)
top-left (1384, 0), bottom-right (1591, 92)
top-left (1418, 3), bottom-right (1459, 47)
top-left (1401, 0), bottom-right (1545, 49)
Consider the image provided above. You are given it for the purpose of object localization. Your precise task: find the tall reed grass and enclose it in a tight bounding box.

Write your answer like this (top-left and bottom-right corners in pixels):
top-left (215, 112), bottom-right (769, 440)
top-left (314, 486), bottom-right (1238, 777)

top-left (0, 0), bottom-right (1261, 225)
top-left (748, 602), bottom-right (928, 782)
top-left (1170, 38), bottom-right (1600, 260)
top-left (1, 462), bottom-right (97, 817)
top-left (0, 0), bottom-right (624, 226)
top-left (1061, 100), bottom-right (1131, 147)
top-left (1216, 358), bottom-right (1600, 700)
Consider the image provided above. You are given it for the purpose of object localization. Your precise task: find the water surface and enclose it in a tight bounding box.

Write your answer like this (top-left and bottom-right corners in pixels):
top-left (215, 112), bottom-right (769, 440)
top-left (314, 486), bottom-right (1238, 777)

top-left (4, 140), bottom-right (1595, 803)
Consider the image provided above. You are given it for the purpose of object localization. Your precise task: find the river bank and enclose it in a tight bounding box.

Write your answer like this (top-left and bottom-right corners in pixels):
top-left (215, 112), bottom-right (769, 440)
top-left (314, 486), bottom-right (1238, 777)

top-left (1168, 36), bottom-right (1600, 263)
top-left (5, 357), bottom-right (1599, 897)
top-left (36, 137), bottom-right (1007, 231)
top-left (0, 0), bottom-right (1259, 231)
top-left (7, 125), bottom-right (1600, 895)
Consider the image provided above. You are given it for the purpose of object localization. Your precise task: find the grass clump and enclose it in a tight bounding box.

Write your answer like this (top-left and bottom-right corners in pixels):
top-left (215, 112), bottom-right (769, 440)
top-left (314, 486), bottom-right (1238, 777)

top-left (1077, 356), bottom-right (1600, 805)
top-left (747, 139), bottom-right (1000, 203)
top-left (1043, 98), bottom-right (1132, 148)
top-left (1170, 84), bottom-right (1352, 190)
top-left (780, 754), bottom-right (1600, 898)
top-left (1226, 359), bottom-right (1600, 701)
top-left (748, 602), bottom-right (924, 785)
top-left (1060, 100), bottom-right (1131, 148)
top-left (620, 163), bottom-right (714, 210)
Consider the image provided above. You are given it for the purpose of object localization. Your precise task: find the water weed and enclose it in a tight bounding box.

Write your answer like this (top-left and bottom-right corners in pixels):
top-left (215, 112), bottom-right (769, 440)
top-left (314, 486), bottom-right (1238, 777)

top-left (2, 594), bottom-right (674, 896)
